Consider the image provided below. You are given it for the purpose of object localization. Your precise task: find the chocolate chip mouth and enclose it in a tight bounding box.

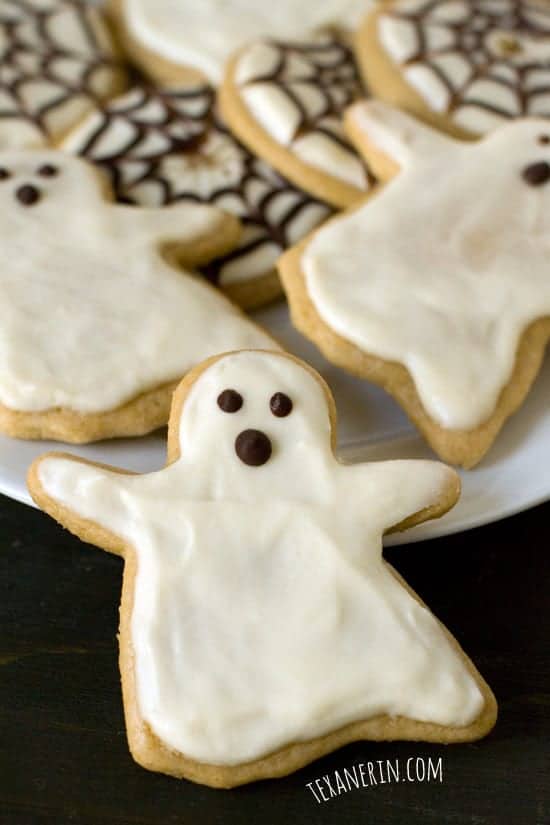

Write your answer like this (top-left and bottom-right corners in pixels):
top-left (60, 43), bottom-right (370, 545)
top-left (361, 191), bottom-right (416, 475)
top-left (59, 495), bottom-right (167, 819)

top-left (15, 184), bottom-right (41, 206)
top-left (235, 429), bottom-right (272, 466)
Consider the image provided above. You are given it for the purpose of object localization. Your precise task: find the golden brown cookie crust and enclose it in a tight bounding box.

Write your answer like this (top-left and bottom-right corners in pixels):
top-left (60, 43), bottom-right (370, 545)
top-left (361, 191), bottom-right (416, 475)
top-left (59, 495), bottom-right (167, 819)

top-left (219, 50), bottom-right (366, 209)
top-left (106, 0), bottom-right (208, 86)
top-left (0, 159), bottom-right (259, 443)
top-left (355, 0), bottom-right (480, 141)
top-left (28, 351), bottom-right (496, 787)
top-left (277, 101), bottom-right (550, 468)
top-left (278, 221), bottom-right (550, 469)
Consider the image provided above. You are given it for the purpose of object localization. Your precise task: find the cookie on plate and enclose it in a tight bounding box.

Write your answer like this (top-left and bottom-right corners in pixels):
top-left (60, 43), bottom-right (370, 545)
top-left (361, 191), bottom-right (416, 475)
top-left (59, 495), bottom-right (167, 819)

top-left (107, 0), bottom-right (368, 84)
top-left (0, 149), bottom-right (276, 443)
top-left (28, 349), bottom-right (497, 787)
top-left (356, 0), bottom-right (550, 138)
top-left (61, 84), bottom-right (332, 310)
top-left (0, 0), bottom-right (127, 149)
top-left (279, 100), bottom-right (550, 468)
top-left (221, 32), bottom-right (374, 208)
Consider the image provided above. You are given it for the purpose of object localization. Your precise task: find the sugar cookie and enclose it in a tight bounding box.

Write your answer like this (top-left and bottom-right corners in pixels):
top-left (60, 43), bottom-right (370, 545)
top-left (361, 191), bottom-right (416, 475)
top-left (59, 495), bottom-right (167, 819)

top-left (61, 84), bottom-right (332, 310)
top-left (0, 0), bottom-right (126, 149)
top-left (356, 0), bottom-right (550, 138)
top-left (108, 0), bottom-right (367, 84)
top-left (28, 349), bottom-right (497, 787)
top-left (279, 101), bottom-right (550, 467)
top-left (221, 33), bottom-right (374, 208)
top-left (0, 149), bottom-right (276, 442)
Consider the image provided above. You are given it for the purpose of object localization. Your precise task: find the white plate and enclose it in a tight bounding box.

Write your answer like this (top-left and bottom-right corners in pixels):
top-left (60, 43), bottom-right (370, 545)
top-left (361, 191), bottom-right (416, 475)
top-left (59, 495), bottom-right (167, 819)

top-left (1, 302), bottom-right (549, 544)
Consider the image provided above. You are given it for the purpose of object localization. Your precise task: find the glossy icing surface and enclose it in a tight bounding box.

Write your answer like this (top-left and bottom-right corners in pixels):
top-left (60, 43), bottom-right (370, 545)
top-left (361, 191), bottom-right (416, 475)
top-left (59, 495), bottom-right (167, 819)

top-left (37, 352), bottom-right (483, 764)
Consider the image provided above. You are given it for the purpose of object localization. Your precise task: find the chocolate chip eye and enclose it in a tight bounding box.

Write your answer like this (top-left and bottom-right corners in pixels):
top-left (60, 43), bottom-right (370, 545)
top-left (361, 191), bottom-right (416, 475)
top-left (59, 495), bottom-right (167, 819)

top-left (522, 161), bottom-right (550, 186)
top-left (37, 164), bottom-right (58, 177)
top-left (270, 392), bottom-right (293, 417)
top-left (539, 135), bottom-right (550, 145)
top-left (217, 389), bottom-right (243, 413)
top-left (0, 167), bottom-right (10, 180)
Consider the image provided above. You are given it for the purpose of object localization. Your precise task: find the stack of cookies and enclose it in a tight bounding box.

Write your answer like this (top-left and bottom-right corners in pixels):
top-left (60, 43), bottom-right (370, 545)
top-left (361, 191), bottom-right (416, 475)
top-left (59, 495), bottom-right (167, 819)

top-left (10, 0), bottom-right (550, 787)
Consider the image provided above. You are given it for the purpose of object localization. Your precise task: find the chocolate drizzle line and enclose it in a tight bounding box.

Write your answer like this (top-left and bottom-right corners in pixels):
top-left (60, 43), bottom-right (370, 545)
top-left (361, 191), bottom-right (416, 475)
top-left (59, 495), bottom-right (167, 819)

top-left (240, 33), bottom-right (374, 182)
top-left (386, 0), bottom-right (550, 120)
top-left (0, 0), bottom-right (125, 141)
top-left (71, 84), bottom-right (333, 285)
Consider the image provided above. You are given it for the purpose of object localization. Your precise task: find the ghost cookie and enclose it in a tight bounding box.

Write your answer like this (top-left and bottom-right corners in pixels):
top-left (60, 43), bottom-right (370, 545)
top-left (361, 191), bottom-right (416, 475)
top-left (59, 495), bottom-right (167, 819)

top-left (108, 0), bottom-right (367, 84)
top-left (279, 101), bottom-right (550, 467)
top-left (0, 0), bottom-right (127, 149)
top-left (28, 349), bottom-right (497, 787)
top-left (221, 33), bottom-right (374, 208)
top-left (0, 149), bottom-right (277, 442)
top-left (61, 84), bottom-right (332, 310)
top-left (356, 0), bottom-right (550, 139)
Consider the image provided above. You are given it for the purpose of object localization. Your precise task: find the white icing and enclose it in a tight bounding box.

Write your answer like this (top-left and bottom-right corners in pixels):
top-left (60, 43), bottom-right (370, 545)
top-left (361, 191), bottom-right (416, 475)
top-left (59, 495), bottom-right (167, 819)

top-left (452, 105), bottom-right (507, 132)
top-left (424, 23), bottom-right (456, 51)
top-left (0, 0), bottom-right (121, 149)
top-left (528, 93), bottom-right (550, 116)
top-left (0, 120), bottom-right (45, 149)
top-left (490, 63), bottom-right (518, 84)
top-left (378, 16), bottom-right (418, 63)
top-left (219, 231), bottom-right (280, 283)
top-left (485, 29), bottom-right (550, 65)
top-left (293, 131), bottom-right (368, 188)
top-left (405, 64), bottom-right (451, 112)
top-left (235, 38), bottom-right (368, 190)
top-left (36, 350), bottom-right (484, 765)
top-left (464, 78), bottom-right (520, 114)
top-left (430, 0), bottom-right (470, 24)
top-left (523, 5), bottom-right (550, 32)
top-left (302, 102), bottom-right (550, 430)
top-left (0, 150), bottom-right (275, 413)
top-left (285, 201), bottom-right (330, 245)
top-left (234, 41), bottom-right (281, 86)
top-left (62, 87), bottom-right (332, 289)
top-left (431, 52), bottom-right (473, 88)
top-left (377, 0), bottom-right (550, 134)
top-left (162, 132), bottom-right (247, 200)
top-left (124, 0), bottom-right (368, 81)
top-left (477, 0), bottom-right (510, 13)
top-left (525, 69), bottom-right (550, 91)
top-left (241, 84), bottom-right (301, 145)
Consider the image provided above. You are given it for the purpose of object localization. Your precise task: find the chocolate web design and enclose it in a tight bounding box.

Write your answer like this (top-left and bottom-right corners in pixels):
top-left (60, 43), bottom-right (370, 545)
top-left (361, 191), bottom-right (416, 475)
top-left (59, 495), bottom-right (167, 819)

top-left (0, 0), bottom-right (121, 142)
top-left (383, 0), bottom-right (550, 125)
top-left (239, 33), bottom-right (372, 176)
top-left (72, 85), bottom-right (332, 285)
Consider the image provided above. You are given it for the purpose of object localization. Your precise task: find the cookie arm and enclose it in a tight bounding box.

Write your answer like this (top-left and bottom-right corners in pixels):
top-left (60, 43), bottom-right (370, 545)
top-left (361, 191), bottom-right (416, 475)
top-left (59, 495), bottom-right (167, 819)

top-left (110, 202), bottom-right (241, 268)
top-left (346, 459), bottom-right (460, 537)
top-left (28, 453), bottom-right (136, 557)
top-left (344, 100), bottom-right (454, 180)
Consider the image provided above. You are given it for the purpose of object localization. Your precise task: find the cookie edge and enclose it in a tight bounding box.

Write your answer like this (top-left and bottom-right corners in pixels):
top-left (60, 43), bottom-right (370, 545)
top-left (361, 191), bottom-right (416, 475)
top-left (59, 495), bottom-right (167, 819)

top-left (219, 47), bottom-right (366, 209)
top-left (27, 350), bottom-right (496, 787)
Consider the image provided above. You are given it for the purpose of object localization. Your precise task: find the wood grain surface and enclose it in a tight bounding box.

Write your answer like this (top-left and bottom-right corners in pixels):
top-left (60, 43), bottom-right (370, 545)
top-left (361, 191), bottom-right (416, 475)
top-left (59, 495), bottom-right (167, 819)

top-left (1, 495), bottom-right (548, 825)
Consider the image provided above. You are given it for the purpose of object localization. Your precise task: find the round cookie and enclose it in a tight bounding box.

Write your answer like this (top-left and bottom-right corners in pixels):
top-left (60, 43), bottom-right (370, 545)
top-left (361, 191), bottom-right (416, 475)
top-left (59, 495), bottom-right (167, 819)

top-left (0, 148), bottom-right (277, 442)
top-left (279, 101), bottom-right (550, 468)
top-left (221, 33), bottom-right (375, 208)
top-left (357, 0), bottom-right (550, 139)
top-left (0, 0), bottom-right (127, 149)
top-left (108, 0), bottom-right (368, 84)
top-left (28, 349), bottom-right (497, 787)
top-left (61, 84), bottom-right (332, 310)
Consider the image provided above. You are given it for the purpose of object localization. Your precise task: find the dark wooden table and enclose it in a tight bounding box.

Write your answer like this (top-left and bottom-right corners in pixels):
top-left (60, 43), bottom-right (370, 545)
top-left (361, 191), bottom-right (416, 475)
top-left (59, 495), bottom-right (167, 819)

top-left (1, 494), bottom-right (549, 825)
